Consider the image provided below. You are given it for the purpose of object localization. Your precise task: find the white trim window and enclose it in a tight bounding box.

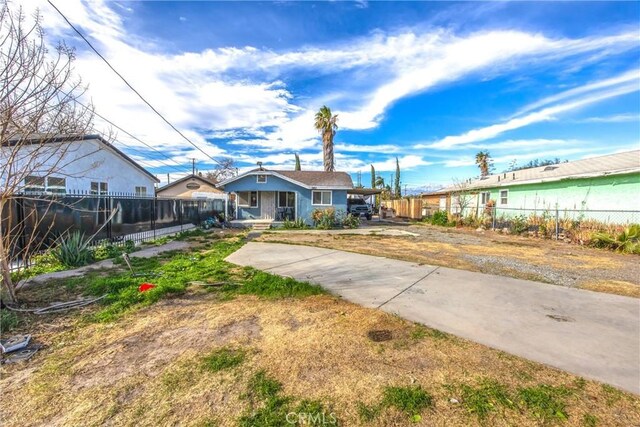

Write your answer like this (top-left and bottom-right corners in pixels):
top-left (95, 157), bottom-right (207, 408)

top-left (277, 191), bottom-right (295, 208)
top-left (135, 186), bottom-right (147, 197)
top-left (481, 192), bottom-right (491, 205)
top-left (91, 181), bottom-right (108, 195)
top-left (312, 190), bottom-right (332, 206)
top-left (256, 174), bottom-right (267, 184)
top-left (23, 176), bottom-right (67, 195)
top-left (500, 190), bottom-right (508, 205)
top-left (238, 191), bottom-right (258, 207)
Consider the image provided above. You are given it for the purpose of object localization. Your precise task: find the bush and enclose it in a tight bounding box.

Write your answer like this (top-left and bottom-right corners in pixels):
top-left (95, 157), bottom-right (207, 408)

top-left (591, 224), bottom-right (640, 254)
top-left (92, 244), bottom-right (122, 261)
top-left (312, 208), bottom-right (336, 230)
top-left (510, 214), bottom-right (529, 235)
top-left (52, 231), bottom-right (94, 267)
top-left (342, 213), bottom-right (360, 229)
top-left (282, 218), bottom-right (308, 229)
top-left (0, 309), bottom-right (19, 331)
top-left (430, 210), bottom-right (449, 226)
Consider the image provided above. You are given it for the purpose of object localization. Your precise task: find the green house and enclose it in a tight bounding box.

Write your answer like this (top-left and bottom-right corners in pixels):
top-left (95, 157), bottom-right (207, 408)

top-left (428, 150), bottom-right (640, 223)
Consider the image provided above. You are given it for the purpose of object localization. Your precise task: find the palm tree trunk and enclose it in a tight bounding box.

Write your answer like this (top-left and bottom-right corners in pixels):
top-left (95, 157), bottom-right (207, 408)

top-left (323, 132), bottom-right (334, 172)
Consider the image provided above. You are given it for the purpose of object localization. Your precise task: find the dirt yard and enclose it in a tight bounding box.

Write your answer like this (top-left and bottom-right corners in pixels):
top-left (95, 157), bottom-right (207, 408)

top-left (1, 231), bottom-right (639, 426)
top-left (258, 222), bottom-right (640, 298)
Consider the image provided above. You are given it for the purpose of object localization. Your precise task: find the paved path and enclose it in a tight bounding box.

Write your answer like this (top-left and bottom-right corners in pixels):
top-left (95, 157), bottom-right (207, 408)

top-left (226, 242), bottom-right (640, 394)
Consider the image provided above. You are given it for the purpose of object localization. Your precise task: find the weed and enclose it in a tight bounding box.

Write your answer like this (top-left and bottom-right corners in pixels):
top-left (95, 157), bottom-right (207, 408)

top-left (357, 401), bottom-right (381, 422)
top-left (235, 270), bottom-right (325, 299)
top-left (600, 384), bottom-right (623, 406)
top-left (517, 384), bottom-right (571, 422)
top-left (247, 370), bottom-right (282, 401)
top-left (1, 309), bottom-right (19, 331)
top-left (52, 231), bottom-right (94, 267)
top-left (572, 377), bottom-right (587, 390)
top-left (582, 413), bottom-right (597, 427)
top-left (203, 347), bottom-right (246, 372)
top-left (430, 211), bottom-right (450, 227)
top-left (382, 385), bottom-right (434, 418)
top-left (11, 250), bottom-right (65, 282)
top-left (410, 325), bottom-right (427, 340)
top-left (458, 378), bottom-right (514, 420)
top-left (282, 218), bottom-right (308, 230)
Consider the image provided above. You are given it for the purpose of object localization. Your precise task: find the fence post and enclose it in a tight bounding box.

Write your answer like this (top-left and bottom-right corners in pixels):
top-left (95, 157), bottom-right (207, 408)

top-left (492, 206), bottom-right (497, 230)
top-left (152, 197), bottom-right (156, 240)
top-left (179, 200), bottom-right (183, 232)
top-left (555, 207), bottom-right (559, 240)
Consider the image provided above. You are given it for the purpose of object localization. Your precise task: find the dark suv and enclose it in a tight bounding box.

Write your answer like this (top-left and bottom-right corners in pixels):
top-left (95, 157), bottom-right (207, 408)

top-left (347, 198), bottom-right (373, 220)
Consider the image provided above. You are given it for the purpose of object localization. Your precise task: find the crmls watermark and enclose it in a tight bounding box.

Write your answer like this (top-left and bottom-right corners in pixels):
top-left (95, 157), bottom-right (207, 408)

top-left (286, 411), bottom-right (337, 425)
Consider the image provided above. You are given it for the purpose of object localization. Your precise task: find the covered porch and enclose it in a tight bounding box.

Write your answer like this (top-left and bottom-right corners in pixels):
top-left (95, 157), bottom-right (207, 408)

top-left (232, 190), bottom-right (297, 221)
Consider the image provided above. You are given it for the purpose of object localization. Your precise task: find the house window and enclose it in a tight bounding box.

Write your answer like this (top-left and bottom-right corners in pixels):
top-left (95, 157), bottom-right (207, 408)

top-left (91, 181), bottom-right (108, 195)
top-left (312, 190), bottom-right (332, 206)
top-left (24, 176), bottom-right (67, 195)
top-left (256, 174), bottom-right (267, 183)
top-left (238, 191), bottom-right (258, 207)
top-left (500, 190), bottom-right (508, 205)
top-left (278, 191), bottom-right (295, 208)
top-left (135, 186), bottom-right (147, 197)
top-left (481, 192), bottom-right (491, 205)
top-left (24, 176), bottom-right (45, 194)
top-left (46, 177), bottom-right (66, 195)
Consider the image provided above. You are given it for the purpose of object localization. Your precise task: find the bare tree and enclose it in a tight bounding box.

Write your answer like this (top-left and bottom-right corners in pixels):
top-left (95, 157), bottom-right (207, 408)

top-left (204, 158), bottom-right (236, 184)
top-left (0, 2), bottom-right (96, 303)
top-left (450, 179), bottom-right (474, 219)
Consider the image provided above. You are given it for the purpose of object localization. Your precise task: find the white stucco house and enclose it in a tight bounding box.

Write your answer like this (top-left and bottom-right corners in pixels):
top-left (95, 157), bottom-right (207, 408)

top-left (1, 134), bottom-right (159, 196)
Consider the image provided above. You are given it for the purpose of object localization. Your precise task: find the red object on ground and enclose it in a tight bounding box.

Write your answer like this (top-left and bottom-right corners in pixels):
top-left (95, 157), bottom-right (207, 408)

top-left (138, 283), bottom-right (156, 292)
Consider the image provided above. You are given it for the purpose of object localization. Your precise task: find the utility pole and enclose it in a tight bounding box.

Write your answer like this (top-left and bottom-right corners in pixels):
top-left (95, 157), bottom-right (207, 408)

top-left (192, 158), bottom-right (195, 175)
top-left (404, 184), bottom-right (407, 197)
top-left (167, 173), bottom-right (170, 184)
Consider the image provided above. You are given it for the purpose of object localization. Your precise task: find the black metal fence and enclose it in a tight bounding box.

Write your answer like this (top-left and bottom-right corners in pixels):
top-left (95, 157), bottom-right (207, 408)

top-left (4, 193), bottom-right (227, 266)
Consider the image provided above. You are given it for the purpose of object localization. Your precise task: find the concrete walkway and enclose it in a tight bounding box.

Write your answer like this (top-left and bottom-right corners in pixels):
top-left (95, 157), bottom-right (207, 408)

top-left (226, 242), bottom-right (640, 394)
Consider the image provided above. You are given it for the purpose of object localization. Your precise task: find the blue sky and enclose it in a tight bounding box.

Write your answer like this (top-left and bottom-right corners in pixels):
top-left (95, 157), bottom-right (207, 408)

top-left (36, 0), bottom-right (640, 191)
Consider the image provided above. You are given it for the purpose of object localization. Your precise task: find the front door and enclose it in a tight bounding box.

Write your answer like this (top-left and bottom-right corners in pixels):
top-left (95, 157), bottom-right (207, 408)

top-left (260, 191), bottom-right (276, 219)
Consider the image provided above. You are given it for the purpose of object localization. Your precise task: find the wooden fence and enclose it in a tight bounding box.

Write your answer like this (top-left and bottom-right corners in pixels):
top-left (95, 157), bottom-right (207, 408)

top-left (388, 198), bottom-right (423, 220)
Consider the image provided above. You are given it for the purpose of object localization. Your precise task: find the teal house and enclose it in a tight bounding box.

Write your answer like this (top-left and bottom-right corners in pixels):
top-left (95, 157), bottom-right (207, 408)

top-left (219, 168), bottom-right (353, 225)
top-left (427, 150), bottom-right (640, 223)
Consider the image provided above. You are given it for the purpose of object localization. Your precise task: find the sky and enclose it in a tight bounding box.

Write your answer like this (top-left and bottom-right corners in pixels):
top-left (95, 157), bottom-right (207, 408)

top-left (25, 0), bottom-right (640, 192)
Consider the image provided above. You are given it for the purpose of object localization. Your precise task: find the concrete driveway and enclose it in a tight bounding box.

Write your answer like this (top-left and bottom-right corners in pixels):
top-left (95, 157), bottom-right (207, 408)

top-left (226, 242), bottom-right (640, 394)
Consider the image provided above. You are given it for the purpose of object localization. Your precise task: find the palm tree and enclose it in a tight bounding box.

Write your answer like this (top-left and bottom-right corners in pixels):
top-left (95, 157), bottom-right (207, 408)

top-left (475, 150), bottom-right (492, 177)
top-left (314, 105), bottom-right (338, 172)
top-left (294, 153), bottom-right (301, 171)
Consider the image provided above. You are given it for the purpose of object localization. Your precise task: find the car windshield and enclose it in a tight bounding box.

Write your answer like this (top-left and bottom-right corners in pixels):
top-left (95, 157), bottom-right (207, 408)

top-left (348, 199), bottom-right (366, 205)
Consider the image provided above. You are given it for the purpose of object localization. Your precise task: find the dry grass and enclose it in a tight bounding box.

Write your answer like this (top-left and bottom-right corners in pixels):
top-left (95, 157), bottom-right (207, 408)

top-left (581, 280), bottom-right (640, 298)
top-left (1, 290), bottom-right (639, 426)
top-left (257, 228), bottom-right (639, 298)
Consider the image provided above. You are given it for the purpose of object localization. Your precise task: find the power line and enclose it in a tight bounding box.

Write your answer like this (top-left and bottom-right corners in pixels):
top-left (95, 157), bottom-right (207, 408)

top-left (47, 0), bottom-right (223, 166)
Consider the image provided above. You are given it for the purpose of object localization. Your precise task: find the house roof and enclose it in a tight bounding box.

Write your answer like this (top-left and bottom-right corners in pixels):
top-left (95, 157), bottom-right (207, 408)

top-left (156, 174), bottom-right (221, 192)
top-left (4, 133), bottom-right (160, 183)
top-left (426, 150), bottom-right (640, 195)
top-left (219, 169), bottom-right (354, 190)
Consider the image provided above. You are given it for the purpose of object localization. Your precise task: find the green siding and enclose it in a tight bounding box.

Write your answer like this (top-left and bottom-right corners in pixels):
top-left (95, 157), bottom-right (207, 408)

top-left (481, 173), bottom-right (640, 222)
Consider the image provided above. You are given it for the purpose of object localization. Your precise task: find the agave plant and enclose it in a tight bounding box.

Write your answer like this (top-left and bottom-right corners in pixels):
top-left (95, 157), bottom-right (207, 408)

top-left (52, 231), bottom-right (94, 267)
top-left (591, 224), bottom-right (640, 254)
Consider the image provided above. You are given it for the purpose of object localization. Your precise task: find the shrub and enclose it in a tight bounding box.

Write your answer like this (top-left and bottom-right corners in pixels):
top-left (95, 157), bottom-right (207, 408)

top-left (92, 244), bottom-right (122, 261)
top-left (591, 224), bottom-right (640, 254)
top-left (52, 231), bottom-right (94, 267)
top-left (342, 213), bottom-right (360, 229)
top-left (430, 210), bottom-right (449, 226)
top-left (0, 309), bottom-right (19, 331)
top-left (11, 250), bottom-right (66, 282)
top-left (312, 208), bottom-right (336, 230)
top-left (282, 218), bottom-right (308, 229)
top-left (510, 214), bottom-right (529, 235)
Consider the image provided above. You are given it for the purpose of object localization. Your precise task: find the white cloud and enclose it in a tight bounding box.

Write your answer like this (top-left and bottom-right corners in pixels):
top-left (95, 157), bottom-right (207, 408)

top-left (28, 0), bottom-right (640, 174)
top-left (425, 72), bottom-right (639, 149)
top-left (578, 113), bottom-right (640, 123)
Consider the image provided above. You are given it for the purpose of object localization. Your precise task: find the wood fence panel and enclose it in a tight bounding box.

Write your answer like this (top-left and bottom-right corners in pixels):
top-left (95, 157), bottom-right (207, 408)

top-left (389, 198), bottom-right (423, 219)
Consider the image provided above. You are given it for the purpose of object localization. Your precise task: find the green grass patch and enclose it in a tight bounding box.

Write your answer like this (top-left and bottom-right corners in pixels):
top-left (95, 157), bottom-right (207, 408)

top-left (382, 385), bottom-right (434, 419)
top-left (240, 370), bottom-right (337, 426)
top-left (203, 347), bottom-right (246, 372)
top-left (234, 268), bottom-right (325, 299)
top-left (458, 378), bottom-right (515, 420)
top-left (517, 384), bottom-right (571, 423)
top-left (600, 384), bottom-right (623, 406)
top-left (582, 413), bottom-right (597, 427)
top-left (356, 401), bottom-right (381, 423)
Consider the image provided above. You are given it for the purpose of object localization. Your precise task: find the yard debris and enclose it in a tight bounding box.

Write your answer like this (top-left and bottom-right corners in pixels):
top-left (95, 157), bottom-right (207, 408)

top-left (4, 295), bottom-right (107, 314)
top-left (0, 335), bottom-right (31, 353)
top-left (138, 283), bottom-right (156, 292)
top-left (122, 253), bottom-right (163, 278)
top-left (2, 347), bottom-right (39, 364)
top-left (449, 398), bottom-right (459, 404)
top-left (189, 281), bottom-right (226, 287)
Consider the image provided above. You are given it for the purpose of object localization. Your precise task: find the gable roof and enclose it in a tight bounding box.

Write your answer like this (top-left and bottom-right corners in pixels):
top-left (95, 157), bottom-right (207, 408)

top-left (429, 150), bottom-right (640, 194)
top-left (5, 134), bottom-right (160, 183)
top-left (219, 169), bottom-right (353, 190)
top-left (156, 174), bottom-right (221, 192)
